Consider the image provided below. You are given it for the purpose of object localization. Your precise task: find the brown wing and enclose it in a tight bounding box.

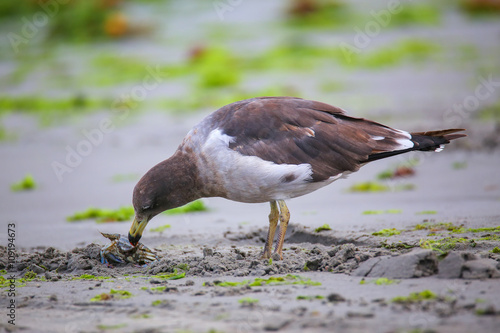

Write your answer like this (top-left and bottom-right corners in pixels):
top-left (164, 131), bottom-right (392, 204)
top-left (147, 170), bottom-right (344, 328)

top-left (215, 97), bottom-right (416, 182)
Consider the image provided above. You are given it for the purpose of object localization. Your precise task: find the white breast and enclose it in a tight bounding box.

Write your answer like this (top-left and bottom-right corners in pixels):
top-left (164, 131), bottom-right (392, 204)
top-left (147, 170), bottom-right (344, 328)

top-left (196, 129), bottom-right (338, 203)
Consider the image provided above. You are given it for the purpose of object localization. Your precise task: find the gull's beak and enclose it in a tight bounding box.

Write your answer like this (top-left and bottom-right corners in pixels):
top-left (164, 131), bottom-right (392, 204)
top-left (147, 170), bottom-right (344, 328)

top-left (128, 216), bottom-right (148, 246)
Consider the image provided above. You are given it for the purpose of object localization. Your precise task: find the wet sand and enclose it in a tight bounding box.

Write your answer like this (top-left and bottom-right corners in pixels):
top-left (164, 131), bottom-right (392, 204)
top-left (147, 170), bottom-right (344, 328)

top-left (1, 112), bottom-right (500, 332)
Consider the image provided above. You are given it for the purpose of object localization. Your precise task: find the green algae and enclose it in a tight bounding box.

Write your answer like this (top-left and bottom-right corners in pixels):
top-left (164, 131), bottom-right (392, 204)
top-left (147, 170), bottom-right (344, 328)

top-left (416, 222), bottom-right (500, 252)
top-left (151, 269), bottom-right (185, 280)
top-left (377, 170), bottom-right (395, 180)
top-left (1, 270), bottom-right (47, 289)
top-left (388, 3), bottom-right (441, 27)
top-left (96, 324), bottom-right (127, 330)
top-left (163, 200), bottom-right (208, 215)
top-left (0, 1), bottom-right (41, 18)
top-left (72, 274), bottom-right (112, 281)
top-left (90, 289), bottom-right (132, 301)
top-left (248, 275), bottom-right (321, 287)
top-left (23, 271), bottom-right (37, 279)
top-left (150, 224), bottom-right (172, 233)
top-left (419, 237), bottom-right (475, 253)
top-left (374, 277), bottom-right (397, 285)
top-left (285, 1), bottom-right (356, 29)
top-left (285, 2), bottom-right (440, 30)
top-left (10, 174), bottom-right (36, 192)
top-left (450, 226), bottom-right (500, 234)
top-left (90, 293), bottom-right (113, 302)
top-left (208, 280), bottom-right (243, 287)
top-left (110, 289), bottom-right (132, 298)
top-left (191, 47), bottom-right (241, 88)
top-left (0, 95), bottom-right (111, 117)
top-left (380, 240), bottom-right (415, 250)
top-left (254, 39), bottom-right (440, 71)
top-left (416, 210), bottom-right (438, 215)
top-left (372, 228), bottom-right (401, 237)
top-left (392, 290), bottom-right (437, 304)
top-left (149, 286), bottom-right (167, 292)
top-left (66, 206), bottom-right (134, 223)
top-left (296, 295), bottom-right (325, 300)
top-left (1, 276), bottom-right (20, 289)
top-left (341, 39), bottom-right (440, 69)
top-left (206, 274), bottom-right (321, 288)
top-left (414, 222), bottom-right (462, 232)
top-left (238, 297), bottom-right (259, 304)
top-left (45, 0), bottom-right (123, 42)
top-left (349, 181), bottom-right (390, 193)
top-left (373, 277), bottom-right (398, 285)
top-left (363, 210), bottom-right (384, 215)
top-left (360, 277), bottom-right (398, 285)
top-left (377, 164), bottom-right (415, 180)
top-left (89, 55), bottom-right (167, 86)
top-left (314, 224), bottom-right (332, 233)
top-left (363, 209), bottom-right (402, 215)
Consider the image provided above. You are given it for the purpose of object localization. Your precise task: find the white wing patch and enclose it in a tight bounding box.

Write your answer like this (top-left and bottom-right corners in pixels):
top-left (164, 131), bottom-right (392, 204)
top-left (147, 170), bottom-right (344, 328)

top-left (372, 130), bottom-right (413, 150)
top-left (395, 138), bottom-right (414, 150)
top-left (434, 144), bottom-right (445, 152)
top-left (394, 129), bottom-right (414, 150)
top-left (199, 129), bottom-right (336, 203)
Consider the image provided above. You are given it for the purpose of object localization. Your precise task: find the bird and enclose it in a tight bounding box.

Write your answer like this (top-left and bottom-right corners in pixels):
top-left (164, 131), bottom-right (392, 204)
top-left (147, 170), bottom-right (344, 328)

top-left (128, 97), bottom-right (465, 260)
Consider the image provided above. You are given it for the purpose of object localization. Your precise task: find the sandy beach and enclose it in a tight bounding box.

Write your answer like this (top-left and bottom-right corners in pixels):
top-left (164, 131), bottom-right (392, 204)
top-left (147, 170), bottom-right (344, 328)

top-left (1, 1), bottom-right (500, 332)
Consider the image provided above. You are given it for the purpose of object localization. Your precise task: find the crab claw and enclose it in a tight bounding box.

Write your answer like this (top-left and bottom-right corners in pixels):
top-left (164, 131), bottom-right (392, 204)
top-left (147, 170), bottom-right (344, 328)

top-left (143, 249), bottom-right (159, 263)
top-left (134, 243), bottom-right (159, 264)
top-left (101, 250), bottom-right (126, 264)
top-left (100, 232), bottom-right (121, 242)
top-left (100, 250), bottom-right (108, 265)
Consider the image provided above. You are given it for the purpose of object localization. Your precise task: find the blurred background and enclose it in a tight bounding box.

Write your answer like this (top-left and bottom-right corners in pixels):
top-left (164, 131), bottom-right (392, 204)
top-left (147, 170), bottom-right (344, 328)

top-left (1, 0), bottom-right (499, 123)
top-left (0, 0), bottom-right (499, 249)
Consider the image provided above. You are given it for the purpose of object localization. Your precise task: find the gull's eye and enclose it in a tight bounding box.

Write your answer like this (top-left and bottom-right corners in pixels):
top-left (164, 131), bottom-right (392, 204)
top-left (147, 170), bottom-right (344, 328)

top-left (142, 205), bottom-right (151, 211)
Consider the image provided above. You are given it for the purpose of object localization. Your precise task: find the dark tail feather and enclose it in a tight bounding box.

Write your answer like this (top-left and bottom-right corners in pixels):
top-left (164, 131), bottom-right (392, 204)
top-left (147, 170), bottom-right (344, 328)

top-left (366, 128), bottom-right (466, 162)
top-left (410, 128), bottom-right (467, 151)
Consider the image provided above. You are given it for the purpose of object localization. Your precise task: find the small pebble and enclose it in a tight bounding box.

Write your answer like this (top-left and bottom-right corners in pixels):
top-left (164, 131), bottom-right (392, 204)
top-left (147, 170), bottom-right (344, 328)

top-left (327, 293), bottom-right (346, 303)
top-left (150, 279), bottom-right (162, 285)
top-left (164, 287), bottom-right (178, 293)
top-left (203, 248), bottom-right (214, 257)
top-left (271, 253), bottom-right (282, 261)
top-left (346, 311), bottom-right (374, 318)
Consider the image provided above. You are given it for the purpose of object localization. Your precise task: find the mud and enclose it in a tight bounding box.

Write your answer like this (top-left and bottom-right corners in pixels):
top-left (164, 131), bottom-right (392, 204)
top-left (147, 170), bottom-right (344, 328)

top-left (2, 223), bottom-right (500, 333)
top-left (4, 223), bottom-right (499, 279)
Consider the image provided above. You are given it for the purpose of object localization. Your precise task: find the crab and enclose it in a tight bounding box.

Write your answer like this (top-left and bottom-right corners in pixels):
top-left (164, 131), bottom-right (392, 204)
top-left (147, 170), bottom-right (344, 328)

top-left (99, 232), bottom-right (158, 265)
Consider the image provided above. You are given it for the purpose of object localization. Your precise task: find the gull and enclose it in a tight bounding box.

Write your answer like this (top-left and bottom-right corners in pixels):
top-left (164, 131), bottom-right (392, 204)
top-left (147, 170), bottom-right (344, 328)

top-left (128, 97), bottom-right (465, 259)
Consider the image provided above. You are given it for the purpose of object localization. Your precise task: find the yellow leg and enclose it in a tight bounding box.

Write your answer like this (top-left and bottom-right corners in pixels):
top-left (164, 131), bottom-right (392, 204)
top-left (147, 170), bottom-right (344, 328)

top-left (260, 201), bottom-right (279, 259)
top-left (273, 200), bottom-right (290, 260)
